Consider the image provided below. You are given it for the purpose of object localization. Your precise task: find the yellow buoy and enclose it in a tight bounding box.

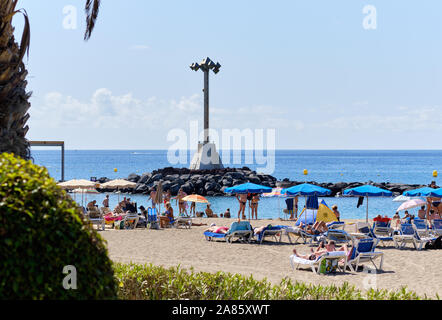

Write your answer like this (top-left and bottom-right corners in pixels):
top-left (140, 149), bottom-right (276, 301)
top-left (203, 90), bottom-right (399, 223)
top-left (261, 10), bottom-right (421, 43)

top-left (303, 169), bottom-right (308, 175)
top-left (433, 170), bottom-right (438, 178)
top-left (114, 168), bottom-right (118, 173)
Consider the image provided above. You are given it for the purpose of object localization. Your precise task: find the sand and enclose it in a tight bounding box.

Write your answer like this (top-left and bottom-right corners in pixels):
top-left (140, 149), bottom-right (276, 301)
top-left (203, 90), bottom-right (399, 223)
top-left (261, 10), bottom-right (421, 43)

top-left (100, 218), bottom-right (442, 297)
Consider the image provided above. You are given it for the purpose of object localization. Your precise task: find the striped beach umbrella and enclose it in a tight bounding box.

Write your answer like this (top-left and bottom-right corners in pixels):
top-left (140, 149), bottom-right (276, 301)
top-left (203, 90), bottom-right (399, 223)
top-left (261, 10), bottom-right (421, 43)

top-left (182, 194), bottom-right (209, 203)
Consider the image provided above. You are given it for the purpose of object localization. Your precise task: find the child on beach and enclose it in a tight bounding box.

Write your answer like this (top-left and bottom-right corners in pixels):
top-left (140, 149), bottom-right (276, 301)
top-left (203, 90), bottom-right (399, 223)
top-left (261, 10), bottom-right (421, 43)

top-left (332, 205), bottom-right (340, 221)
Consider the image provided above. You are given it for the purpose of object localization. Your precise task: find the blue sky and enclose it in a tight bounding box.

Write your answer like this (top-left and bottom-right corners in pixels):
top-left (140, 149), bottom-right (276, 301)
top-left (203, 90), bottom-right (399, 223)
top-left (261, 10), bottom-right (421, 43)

top-left (16, 0), bottom-right (442, 149)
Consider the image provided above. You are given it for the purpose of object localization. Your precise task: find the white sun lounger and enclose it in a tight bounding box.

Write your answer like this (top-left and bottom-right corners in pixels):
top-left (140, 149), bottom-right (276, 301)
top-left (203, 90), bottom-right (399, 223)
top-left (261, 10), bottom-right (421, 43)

top-left (290, 251), bottom-right (347, 274)
top-left (393, 223), bottom-right (436, 251)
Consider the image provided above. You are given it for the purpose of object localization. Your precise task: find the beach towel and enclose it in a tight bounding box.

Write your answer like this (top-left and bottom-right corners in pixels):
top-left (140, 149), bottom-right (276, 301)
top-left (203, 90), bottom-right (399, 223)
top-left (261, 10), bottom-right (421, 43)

top-left (306, 195), bottom-right (319, 209)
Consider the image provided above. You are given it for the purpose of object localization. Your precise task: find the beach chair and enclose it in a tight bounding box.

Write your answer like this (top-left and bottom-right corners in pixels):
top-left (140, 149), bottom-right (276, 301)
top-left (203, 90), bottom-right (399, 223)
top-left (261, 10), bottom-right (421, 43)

top-left (290, 251), bottom-right (347, 274)
top-left (372, 220), bottom-right (393, 238)
top-left (413, 219), bottom-right (431, 238)
top-left (345, 238), bottom-right (384, 272)
top-left (327, 221), bottom-right (345, 230)
top-left (147, 207), bottom-right (160, 229)
top-left (431, 219), bottom-right (442, 236)
top-left (170, 215), bottom-right (192, 229)
top-left (393, 223), bottom-right (436, 251)
top-left (204, 221), bottom-right (253, 243)
top-left (325, 229), bottom-right (354, 245)
top-left (123, 213), bottom-right (139, 230)
top-left (256, 225), bottom-right (289, 244)
top-left (348, 222), bottom-right (372, 240)
top-left (279, 226), bottom-right (303, 244)
top-left (86, 208), bottom-right (105, 231)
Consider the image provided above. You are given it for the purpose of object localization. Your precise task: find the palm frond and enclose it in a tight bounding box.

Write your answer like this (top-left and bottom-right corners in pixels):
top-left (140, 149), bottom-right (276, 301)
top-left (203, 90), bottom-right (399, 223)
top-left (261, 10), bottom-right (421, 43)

top-left (84, 0), bottom-right (100, 41)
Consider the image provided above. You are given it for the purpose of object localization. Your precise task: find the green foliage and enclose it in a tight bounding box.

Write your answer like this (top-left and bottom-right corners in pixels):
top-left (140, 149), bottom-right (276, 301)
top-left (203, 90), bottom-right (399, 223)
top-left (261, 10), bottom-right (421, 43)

top-left (114, 263), bottom-right (433, 300)
top-left (0, 153), bottom-right (117, 299)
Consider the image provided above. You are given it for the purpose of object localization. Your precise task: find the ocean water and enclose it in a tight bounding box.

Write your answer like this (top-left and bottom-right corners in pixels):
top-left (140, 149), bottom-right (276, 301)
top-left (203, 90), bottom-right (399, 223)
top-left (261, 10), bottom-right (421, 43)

top-left (30, 149), bottom-right (442, 221)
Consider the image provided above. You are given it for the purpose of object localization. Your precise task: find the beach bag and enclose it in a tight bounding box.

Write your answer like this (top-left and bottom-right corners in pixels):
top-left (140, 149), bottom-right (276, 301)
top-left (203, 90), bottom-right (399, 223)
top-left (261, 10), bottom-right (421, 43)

top-left (149, 221), bottom-right (160, 230)
top-left (319, 258), bottom-right (338, 274)
top-left (114, 220), bottom-right (124, 230)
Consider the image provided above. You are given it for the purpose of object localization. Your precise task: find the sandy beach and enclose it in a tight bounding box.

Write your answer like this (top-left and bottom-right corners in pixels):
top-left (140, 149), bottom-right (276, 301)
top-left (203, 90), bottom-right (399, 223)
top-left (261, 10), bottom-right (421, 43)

top-left (100, 217), bottom-right (442, 297)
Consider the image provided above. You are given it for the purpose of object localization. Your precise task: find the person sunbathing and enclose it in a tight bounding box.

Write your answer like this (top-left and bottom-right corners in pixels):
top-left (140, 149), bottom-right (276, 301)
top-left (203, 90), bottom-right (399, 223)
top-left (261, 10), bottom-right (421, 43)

top-left (205, 223), bottom-right (229, 234)
top-left (292, 240), bottom-right (347, 261)
top-left (299, 221), bottom-right (328, 235)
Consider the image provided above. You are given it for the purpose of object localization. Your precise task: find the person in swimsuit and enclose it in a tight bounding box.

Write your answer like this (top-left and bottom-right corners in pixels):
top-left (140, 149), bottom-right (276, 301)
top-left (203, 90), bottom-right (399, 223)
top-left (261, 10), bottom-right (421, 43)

top-left (148, 188), bottom-right (157, 209)
top-left (292, 240), bottom-right (347, 260)
top-left (190, 202), bottom-right (196, 217)
top-left (332, 205), bottom-right (340, 222)
top-left (205, 223), bottom-right (229, 234)
top-left (102, 194), bottom-right (110, 208)
top-left (176, 188), bottom-right (188, 215)
top-left (236, 193), bottom-right (247, 220)
top-left (250, 194), bottom-right (260, 220)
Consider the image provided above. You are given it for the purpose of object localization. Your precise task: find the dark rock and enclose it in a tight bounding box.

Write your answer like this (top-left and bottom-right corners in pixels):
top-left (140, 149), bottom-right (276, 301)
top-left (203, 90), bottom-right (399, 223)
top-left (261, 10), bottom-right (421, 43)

top-left (138, 173), bottom-right (151, 184)
top-left (127, 173), bottom-right (140, 183)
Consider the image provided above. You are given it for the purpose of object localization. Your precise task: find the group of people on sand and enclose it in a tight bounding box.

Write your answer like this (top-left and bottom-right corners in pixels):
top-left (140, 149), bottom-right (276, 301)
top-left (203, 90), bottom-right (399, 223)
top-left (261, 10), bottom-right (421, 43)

top-left (235, 193), bottom-right (261, 220)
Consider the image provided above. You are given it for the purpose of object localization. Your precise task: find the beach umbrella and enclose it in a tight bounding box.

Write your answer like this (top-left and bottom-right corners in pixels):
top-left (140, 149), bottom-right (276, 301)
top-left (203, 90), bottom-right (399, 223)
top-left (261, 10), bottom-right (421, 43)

top-left (182, 194), bottom-right (209, 203)
top-left (403, 187), bottom-right (442, 198)
top-left (72, 188), bottom-right (99, 194)
top-left (57, 179), bottom-right (97, 189)
top-left (58, 179), bottom-right (98, 207)
top-left (224, 182), bottom-right (272, 194)
top-left (100, 179), bottom-right (136, 203)
top-left (396, 199), bottom-right (426, 212)
top-left (155, 181), bottom-right (164, 214)
top-left (281, 183), bottom-right (332, 197)
top-left (100, 179), bottom-right (136, 189)
top-left (281, 183), bottom-right (332, 225)
top-left (343, 185), bottom-right (392, 222)
top-left (392, 195), bottom-right (411, 202)
top-left (224, 182), bottom-right (272, 220)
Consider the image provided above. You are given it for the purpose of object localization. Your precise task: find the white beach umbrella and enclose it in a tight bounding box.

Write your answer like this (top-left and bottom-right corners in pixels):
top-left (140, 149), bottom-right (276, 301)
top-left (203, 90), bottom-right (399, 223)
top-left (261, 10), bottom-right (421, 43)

top-left (392, 195), bottom-right (411, 202)
top-left (396, 199), bottom-right (426, 212)
top-left (100, 179), bottom-right (136, 189)
top-left (100, 179), bottom-right (136, 203)
top-left (57, 179), bottom-right (97, 189)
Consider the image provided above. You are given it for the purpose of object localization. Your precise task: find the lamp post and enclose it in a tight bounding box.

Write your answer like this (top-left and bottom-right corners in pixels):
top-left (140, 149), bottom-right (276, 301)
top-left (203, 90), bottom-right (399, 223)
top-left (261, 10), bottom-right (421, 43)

top-left (190, 57), bottom-right (221, 144)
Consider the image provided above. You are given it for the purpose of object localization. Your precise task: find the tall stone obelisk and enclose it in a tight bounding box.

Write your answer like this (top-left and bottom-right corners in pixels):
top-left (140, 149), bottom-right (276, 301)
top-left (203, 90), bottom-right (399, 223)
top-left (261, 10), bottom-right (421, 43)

top-left (189, 57), bottom-right (224, 170)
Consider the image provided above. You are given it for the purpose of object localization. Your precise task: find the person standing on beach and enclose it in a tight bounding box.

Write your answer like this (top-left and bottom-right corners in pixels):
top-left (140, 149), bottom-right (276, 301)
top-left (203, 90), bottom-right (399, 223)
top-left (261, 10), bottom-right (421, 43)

top-left (102, 194), bottom-right (109, 208)
top-left (190, 202), bottom-right (196, 217)
top-left (236, 193), bottom-right (247, 220)
top-left (332, 205), bottom-right (340, 222)
top-left (251, 194), bottom-right (260, 220)
top-left (148, 187), bottom-right (157, 209)
top-left (176, 188), bottom-right (188, 215)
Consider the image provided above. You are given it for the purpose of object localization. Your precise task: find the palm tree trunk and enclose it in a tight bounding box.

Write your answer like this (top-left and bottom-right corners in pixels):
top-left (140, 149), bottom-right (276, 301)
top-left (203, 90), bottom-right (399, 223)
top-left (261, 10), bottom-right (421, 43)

top-left (0, 0), bottom-right (31, 159)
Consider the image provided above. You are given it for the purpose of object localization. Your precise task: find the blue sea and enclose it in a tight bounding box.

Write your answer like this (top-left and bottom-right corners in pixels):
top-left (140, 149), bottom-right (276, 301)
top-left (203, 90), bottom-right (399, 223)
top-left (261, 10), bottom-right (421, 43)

top-left (30, 149), bottom-right (442, 221)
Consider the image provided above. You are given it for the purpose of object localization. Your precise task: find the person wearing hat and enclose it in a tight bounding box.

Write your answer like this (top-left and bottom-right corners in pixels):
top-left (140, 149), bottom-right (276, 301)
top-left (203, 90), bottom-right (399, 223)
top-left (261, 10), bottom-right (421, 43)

top-left (332, 205), bottom-right (340, 222)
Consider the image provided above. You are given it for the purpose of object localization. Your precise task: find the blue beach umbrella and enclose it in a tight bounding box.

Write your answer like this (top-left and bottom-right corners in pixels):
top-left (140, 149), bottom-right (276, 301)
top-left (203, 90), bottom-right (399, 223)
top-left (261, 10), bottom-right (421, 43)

top-left (281, 183), bottom-right (332, 196)
top-left (343, 185), bottom-right (392, 222)
top-left (224, 182), bottom-right (272, 220)
top-left (281, 183), bottom-right (332, 224)
top-left (224, 182), bottom-right (272, 194)
top-left (403, 187), bottom-right (441, 198)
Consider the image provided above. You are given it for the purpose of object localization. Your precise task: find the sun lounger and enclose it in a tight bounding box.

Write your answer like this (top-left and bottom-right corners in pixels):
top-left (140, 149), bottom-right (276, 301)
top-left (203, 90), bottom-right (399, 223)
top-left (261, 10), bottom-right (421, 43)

top-left (86, 208), bottom-right (105, 231)
top-left (413, 219), bottom-right (431, 237)
top-left (432, 219), bottom-right (442, 236)
top-left (290, 251), bottom-right (347, 274)
top-left (123, 213), bottom-right (139, 229)
top-left (147, 207), bottom-right (160, 229)
top-left (345, 238), bottom-right (384, 272)
top-left (171, 215), bottom-right (192, 229)
top-left (327, 221), bottom-right (345, 230)
top-left (256, 225), bottom-right (289, 244)
top-left (325, 229), bottom-right (354, 245)
top-left (204, 221), bottom-right (253, 243)
top-left (373, 220), bottom-right (393, 238)
top-left (393, 223), bottom-right (436, 250)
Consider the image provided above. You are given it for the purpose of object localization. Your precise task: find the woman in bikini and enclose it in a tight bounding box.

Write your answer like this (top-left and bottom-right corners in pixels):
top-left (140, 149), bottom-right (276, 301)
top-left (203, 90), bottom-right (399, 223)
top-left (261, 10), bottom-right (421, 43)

top-left (176, 188), bottom-right (188, 215)
top-left (236, 193), bottom-right (247, 220)
top-left (251, 194), bottom-right (260, 220)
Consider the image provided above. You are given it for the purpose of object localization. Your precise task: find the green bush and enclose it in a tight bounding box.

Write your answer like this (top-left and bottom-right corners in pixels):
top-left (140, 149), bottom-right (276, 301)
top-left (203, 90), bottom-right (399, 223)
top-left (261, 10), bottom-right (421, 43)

top-left (114, 263), bottom-right (432, 300)
top-left (0, 153), bottom-right (117, 299)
